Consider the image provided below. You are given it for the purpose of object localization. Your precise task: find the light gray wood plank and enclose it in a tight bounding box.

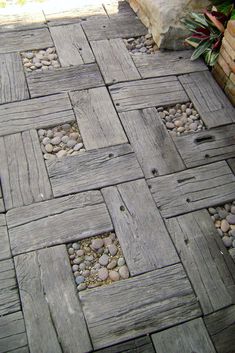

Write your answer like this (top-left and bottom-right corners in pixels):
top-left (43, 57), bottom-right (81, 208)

top-left (179, 72), bottom-right (235, 128)
top-left (79, 263), bottom-right (201, 349)
top-left (70, 87), bottom-right (127, 150)
top-left (96, 336), bottom-right (155, 353)
top-left (0, 214), bottom-right (10, 260)
top-left (152, 318), bottom-right (216, 353)
top-left (27, 63), bottom-right (104, 98)
top-left (228, 158), bottom-right (235, 175)
top-left (173, 125), bottom-right (235, 168)
top-left (91, 38), bottom-right (140, 84)
top-left (0, 28), bottom-right (53, 54)
top-left (0, 186), bottom-right (4, 213)
top-left (0, 53), bottom-right (29, 104)
top-left (50, 24), bottom-right (95, 66)
top-left (0, 93), bottom-right (75, 137)
top-left (166, 210), bottom-right (235, 314)
top-left (38, 245), bottom-right (92, 353)
top-left (148, 161), bottom-right (235, 218)
top-left (102, 179), bottom-right (179, 275)
top-left (0, 8), bottom-right (46, 32)
top-left (103, 0), bottom-right (137, 20)
top-left (133, 50), bottom-right (207, 78)
top-left (0, 259), bottom-right (20, 316)
top-left (109, 76), bottom-right (188, 112)
top-left (8, 191), bottom-right (113, 255)
top-left (46, 144), bottom-right (144, 197)
top-left (120, 108), bottom-right (185, 178)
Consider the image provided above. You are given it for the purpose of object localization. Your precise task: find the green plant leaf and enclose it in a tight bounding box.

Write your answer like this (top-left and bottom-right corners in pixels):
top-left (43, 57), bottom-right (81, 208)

top-left (191, 39), bottom-right (213, 60)
top-left (191, 12), bottom-right (208, 27)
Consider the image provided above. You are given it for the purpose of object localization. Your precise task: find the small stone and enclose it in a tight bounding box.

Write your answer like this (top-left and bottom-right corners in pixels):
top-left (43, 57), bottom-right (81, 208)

top-left (231, 205), bottom-right (235, 214)
top-left (218, 209), bottom-right (229, 219)
top-left (117, 258), bottom-right (125, 267)
top-left (56, 150), bottom-right (67, 158)
top-left (70, 132), bottom-right (79, 140)
top-left (221, 219), bottom-right (230, 232)
top-left (44, 153), bottom-right (55, 160)
top-left (77, 283), bottom-right (87, 291)
top-left (166, 122), bottom-right (175, 129)
top-left (169, 108), bottom-right (176, 115)
top-left (38, 129), bottom-right (45, 137)
top-left (82, 270), bottom-right (90, 277)
top-left (76, 250), bottom-right (84, 256)
top-left (25, 52), bottom-right (34, 59)
top-left (42, 137), bottom-right (51, 145)
top-left (177, 127), bottom-right (185, 133)
top-left (45, 144), bottom-right (53, 153)
top-left (174, 120), bottom-right (183, 128)
top-left (68, 248), bottom-right (75, 255)
top-left (67, 140), bottom-right (77, 148)
top-left (217, 228), bottom-right (223, 237)
top-left (222, 236), bottom-right (233, 248)
top-left (72, 265), bottom-right (79, 272)
top-left (186, 108), bottom-right (192, 116)
top-left (73, 143), bottom-right (83, 151)
top-left (73, 257), bottom-right (83, 265)
top-left (99, 254), bottom-right (109, 266)
top-left (226, 214), bottom-right (235, 225)
top-left (62, 135), bottom-right (69, 143)
top-left (139, 47), bottom-right (147, 53)
top-left (62, 123), bottom-right (71, 130)
top-left (103, 237), bottom-right (113, 246)
top-left (208, 207), bottom-right (217, 215)
top-left (72, 243), bottom-right (80, 250)
top-left (85, 255), bottom-right (94, 261)
top-left (46, 47), bottom-right (55, 54)
top-left (119, 265), bottom-right (129, 279)
top-left (109, 270), bottom-right (120, 281)
top-left (189, 122), bottom-right (198, 131)
top-left (46, 130), bottom-right (54, 138)
top-left (79, 263), bottom-right (86, 271)
top-left (107, 259), bottom-right (117, 269)
top-left (225, 203), bottom-right (231, 212)
top-left (108, 244), bottom-right (118, 256)
top-left (51, 136), bottom-right (61, 145)
top-left (41, 60), bottom-right (51, 66)
top-left (98, 267), bottom-right (109, 280)
top-left (53, 147), bottom-right (61, 153)
top-left (181, 104), bottom-right (187, 112)
top-left (91, 238), bottom-right (104, 250)
top-left (75, 276), bottom-right (85, 285)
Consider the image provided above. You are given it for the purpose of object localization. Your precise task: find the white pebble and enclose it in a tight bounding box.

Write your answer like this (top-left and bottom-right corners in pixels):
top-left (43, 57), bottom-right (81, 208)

top-left (45, 144), bottom-right (53, 153)
top-left (56, 150), bottom-right (67, 158)
top-left (74, 143), bottom-right (83, 151)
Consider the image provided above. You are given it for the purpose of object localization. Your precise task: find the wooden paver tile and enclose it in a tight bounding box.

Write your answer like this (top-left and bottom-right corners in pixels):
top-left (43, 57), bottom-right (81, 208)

top-left (102, 179), bottom-right (179, 275)
top-left (0, 53), bottom-right (29, 104)
top-left (91, 38), bottom-right (140, 84)
top-left (148, 161), bottom-right (235, 218)
top-left (103, 0), bottom-right (137, 19)
top-left (95, 336), bottom-right (155, 353)
top-left (46, 144), bottom-right (144, 197)
top-left (119, 108), bottom-right (185, 178)
top-left (0, 184), bottom-right (4, 213)
top-left (151, 318), bottom-right (216, 353)
top-left (109, 76), bottom-right (188, 112)
top-left (179, 71), bottom-right (235, 128)
top-left (7, 191), bottom-right (113, 255)
top-left (0, 8), bottom-right (46, 32)
top-left (0, 214), bottom-right (10, 261)
top-left (228, 157), bottom-right (235, 175)
top-left (79, 263), bottom-right (201, 349)
top-left (166, 210), bottom-right (235, 314)
top-left (70, 87), bottom-right (127, 150)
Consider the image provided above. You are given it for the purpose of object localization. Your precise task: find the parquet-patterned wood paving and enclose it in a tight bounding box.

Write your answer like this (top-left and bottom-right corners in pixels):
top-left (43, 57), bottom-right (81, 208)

top-left (0, 1), bottom-right (234, 353)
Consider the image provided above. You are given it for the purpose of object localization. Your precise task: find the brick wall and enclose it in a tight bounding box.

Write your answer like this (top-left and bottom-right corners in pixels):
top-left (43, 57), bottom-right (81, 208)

top-left (213, 20), bottom-right (235, 106)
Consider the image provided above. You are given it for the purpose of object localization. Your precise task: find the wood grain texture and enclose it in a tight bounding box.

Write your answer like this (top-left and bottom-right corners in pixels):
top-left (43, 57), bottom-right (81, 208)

top-left (50, 24), bottom-right (95, 66)
top-left (0, 259), bottom-right (20, 316)
top-left (0, 53), bottom-right (29, 104)
top-left (103, 0), bottom-right (137, 19)
top-left (27, 63), bottom-right (104, 97)
top-left (148, 161), bottom-right (235, 218)
top-left (119, 108), bottom-right (185, 178)
top-left (8, 191), bottom-right (113, 255)
top-left (91, 38), bottom-right (140, 84)
top-left (179, 72), bottom-right (235, 128)
top-left (96, 336), bottom-right (155, 353)
top-left (102, 180), bottom-right (179, 275)
top-left (46, 144), bottom-right (144, 197)
top-left (79, 263), bottom-right (201, 349)
top-left (109, 76), bottom-right (188, 112)
top-left (228, 158), bottom-right (235, 175)
top-left (0, 185), bottom-right (4, 212)
top-left (70, 87), bottom-right (127, 150)
top-left (152, 318), bottom-right (216, 353)
top-left (205, 305), bottom-right (235, 353)
top-left (0, 8), bottom-right (45, 32)
top-left (132, 50), bottom-right (207, 78)
top-left (0, 214), bottom-right (10, 261)
top-left (0, 93), bottom-right (75, 137)
top-left (166, 210), bottom-right (235, 314)
top-left (173, 125), bottom-right (235, 168)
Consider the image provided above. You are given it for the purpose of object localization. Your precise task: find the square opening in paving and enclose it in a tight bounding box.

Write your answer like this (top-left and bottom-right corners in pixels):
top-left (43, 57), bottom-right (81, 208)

top-left (124, 34), bottom-right (158, 55)
top-left (21, 47), bottom-right (60, 72)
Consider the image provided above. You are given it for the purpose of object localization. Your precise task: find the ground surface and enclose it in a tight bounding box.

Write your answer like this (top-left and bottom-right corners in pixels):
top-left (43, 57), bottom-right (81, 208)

top-left (0, 1), bottom-right (235, 353)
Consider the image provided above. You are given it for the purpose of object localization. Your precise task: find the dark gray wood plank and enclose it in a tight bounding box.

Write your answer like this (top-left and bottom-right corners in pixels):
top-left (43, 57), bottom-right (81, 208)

top-left (152, 318), bottom-right (216, 353)
top-left (79, 263), bottom-right (201, 349)
top-left (179, 72), bottom-right (235, 128)
top-left (46, 144), bottom-right (144, 197)
top-left (95, 336), bottom-right (155, 353)
top-left (132, 50), bottom-right (207, 78)
top-left (70, 87), bottom-right (127, 150)
top-left (166, 210), bottom-right (235, 314)
top-left (102, 179), bottom-right (179, 275)
top-left (0, 185), bottom-right (4, 212)
top-left (27, 63), bottom-right (104, 98)
top-left (0, 53), bottom-right (29, 104)
top-left (7, 191), bottom-right (113, 255)
top-left (205, 305), bottom-right (235, 353)
top-left (0, 259), bottom-right (20, 316)
top-left (173, 125), bottom-right (235, 168)
top-left (0, 8), bottom-right (46, 32)
top-left (0, 93), bottom-right (74, 137)
top-left (109, 76), bottom-right (188, 112)
top-left (91, 38), bottom-right (140, 84)
top-left (148, 161), bottom-right (235, 218)
top-left (119, 108), bottom-right (185, 178)
top-left (0, 214), bottom-right (10, 261)
top-left (228, 158), bottom-right (235, 175)
top-left (0, 28), bottom-right (53, 53)
top-left (50, 24), bottom-right (95, 66)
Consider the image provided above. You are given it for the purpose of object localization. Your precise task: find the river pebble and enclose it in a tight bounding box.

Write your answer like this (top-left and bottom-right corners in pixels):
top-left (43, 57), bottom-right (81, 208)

top-left (21, 47), bottom-right (60, 72)
top-left (124, 33), bottom-right (158, 55)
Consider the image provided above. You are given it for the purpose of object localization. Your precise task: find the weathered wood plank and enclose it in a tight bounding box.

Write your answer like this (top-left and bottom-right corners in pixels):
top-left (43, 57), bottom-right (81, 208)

top-left (0, 185), bottom-right (4, 212)
top-left (96, 336), bottom-right (155, 353)
top-left (50, 24), bottom-right (95, 66)
top-left (91, 38), bottom-right (140, 84)
top-left (27, 63), bottom-right (104, 97)
top-left (173, 125), bottom-right (235, 168)
top-left (0, 53), bottom-right (29, 104)
top-left (0, 28), bottom-right (53, 54)
top-left (132, 50), bottom-right (207, 78)
top-left (166, 210), bottom-right (235, 314)
top-left (0, 214), bottom-right (10, 261)
top-left (7, 191), bottom-right (113, 255)
top-left (228, 158), bottom-right (235, 175)
top-left (46, 144), bottom-right (144, 197)
top-left (148, 161), bottom-right (235, 218)
top-left (79, 263), bottom-right (201, 349)
top-left (70, 87), bottom-right (127, 150)
top-left (179, 72), bottom-right (235, 128)
top-left (0, 93), bottom-right (75, 137)
top-left (102, 180), bottom-right (179, 275)
top-left (0, 312), bottom-right (28, 353)
top-left (205, 305), bottom-right (235, 353)
top-left (0, 8), bottom-right (46, 32)
top-left (103, 0), bottom-right (137, 19)
top-left (109, 76), bottom-right (188, 112)
top-left (0, 259), bottom-right (20, 316)
top-left (152, 318), bottom-right (216, 353)
top-left (119, 108), bottom-right (185, 177)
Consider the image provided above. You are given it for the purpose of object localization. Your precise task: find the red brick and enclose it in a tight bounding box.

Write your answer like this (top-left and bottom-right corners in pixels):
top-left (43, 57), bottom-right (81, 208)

top-left (225, 78), bottom-right (235, 106)
top-left (227, 20), bottom-right (235, 37)
top-left (224, 29), bottom-right (235, 51)
top-left (220, 46), bottom-right (235, 73)
top-left (212, 62), bottom-right (229, 89)
top-left (217, 54), bottom-right (231, 76)
top-left (222, 37), bottom-right (235, 60)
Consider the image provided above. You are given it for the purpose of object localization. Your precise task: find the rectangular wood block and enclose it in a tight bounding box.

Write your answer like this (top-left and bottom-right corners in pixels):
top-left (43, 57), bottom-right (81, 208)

top-left (0, 8), bottom-right (46, 32)
top-left (96, 336), bottom-right (155, 353)
top-left (79, 263), bottom-right (201, 349)
top-left (0, 214), bottom-right (10, 261)
top-left (0, 259), bottom-right (20, 316)
top-left (148, 161), bottom-right (235, 218)
top-left (46, 144), bottom-right (144, 197)
top-left (109, 76), bottom-right (188, 112)
top-left (228, 157), bottom-right (235, 175)
top-left (103, 0), bottom-right (137, 19)
top-left (0, 184), bottom-right (4, 212)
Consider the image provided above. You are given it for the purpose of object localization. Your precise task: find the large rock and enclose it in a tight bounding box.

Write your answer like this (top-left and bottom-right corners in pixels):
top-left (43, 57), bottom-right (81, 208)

top-left (128, 0), bottom-right (210, 49)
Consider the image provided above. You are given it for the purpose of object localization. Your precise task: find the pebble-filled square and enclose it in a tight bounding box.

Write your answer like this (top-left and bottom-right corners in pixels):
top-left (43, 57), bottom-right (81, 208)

top-left (21, 47), bottom-right (60, 72)
top-left (124, 34), bottom-right (158, 55)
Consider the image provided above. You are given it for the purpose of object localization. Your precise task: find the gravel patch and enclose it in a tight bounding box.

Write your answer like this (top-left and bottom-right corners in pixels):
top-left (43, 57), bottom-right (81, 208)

top-left (124, 33), bottom-right (158, 55)
top-left (21, 47), bottom-right (60, 72)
